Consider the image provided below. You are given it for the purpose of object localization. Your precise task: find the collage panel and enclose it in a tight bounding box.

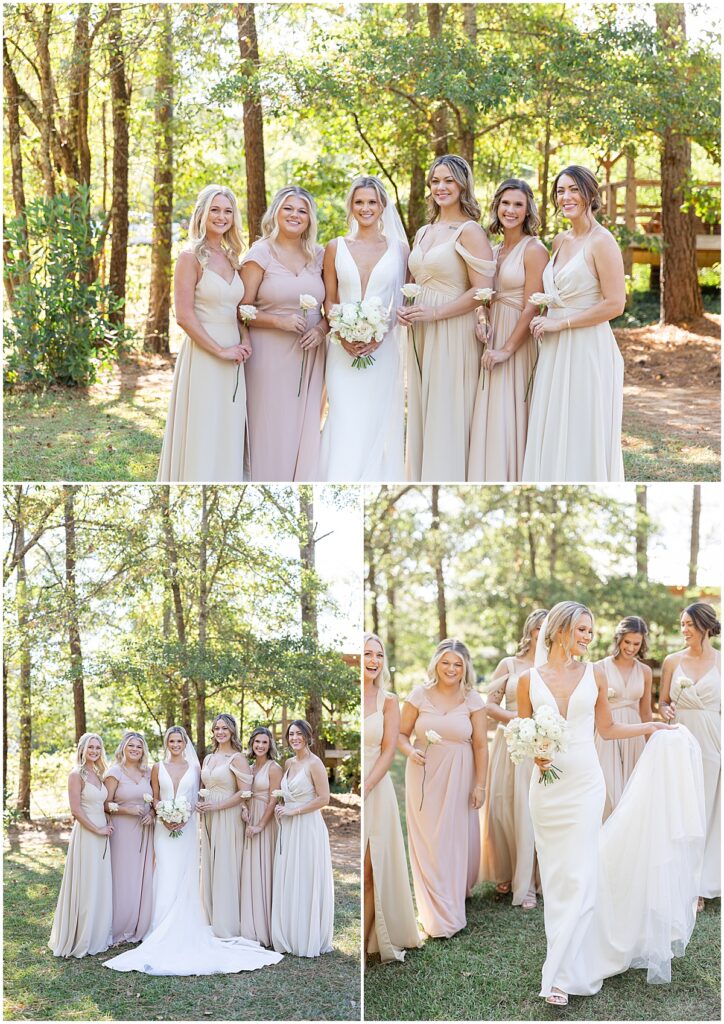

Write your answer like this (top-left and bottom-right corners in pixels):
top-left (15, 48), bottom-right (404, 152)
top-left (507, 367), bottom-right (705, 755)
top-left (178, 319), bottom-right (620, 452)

top-left (3, 483), bottom-right (361, 1021)
top-left (363, 483), bottom-right (721, 1021)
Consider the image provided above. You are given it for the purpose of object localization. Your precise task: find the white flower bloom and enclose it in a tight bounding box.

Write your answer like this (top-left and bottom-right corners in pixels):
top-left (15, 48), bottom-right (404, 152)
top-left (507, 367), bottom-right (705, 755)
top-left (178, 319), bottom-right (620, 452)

top-left (108, 802), bottom-right (120, 813)
top-left (240, 790), bottom-right (253, 799)
top-left (528, 291), bottom-right (555, 308)
top-left (425, 729), bottom-right (443, 745)
top-left (299, 293), bottom-right (318, 311)
top-left (401, 283), bottom-right (422, 299)
top-left (237, 304), bottom-right (258, 322)
top-left (607, 687), bottom-right (617, 700)
top-left (473, 288), bottom-right (495, 303)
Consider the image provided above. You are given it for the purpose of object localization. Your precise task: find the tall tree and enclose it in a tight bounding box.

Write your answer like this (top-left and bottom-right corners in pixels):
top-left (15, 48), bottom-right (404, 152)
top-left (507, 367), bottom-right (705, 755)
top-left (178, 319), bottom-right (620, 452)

top-left (635, 486), bottom-right (648, 578)
top-left (427, 5), bottom-right (449, 156)
top-left (430, 486), bottom-right (448, 641)
top-left (298, 486), bottom-right (324, 758)
top-left (144, 4), bottom-right (174, 354)
top-left (13, 490), bottom-right (32, 819)
top-left (3, 39), bottom-right (29, 305)
top-left (236, 3), bottom-right (267, 242)
top-left (108, 2), bottom-right (130, 326)
top-left (688, 485), bottom-right (701, 589)
top-left (63, 486), bottom-right (86, 741)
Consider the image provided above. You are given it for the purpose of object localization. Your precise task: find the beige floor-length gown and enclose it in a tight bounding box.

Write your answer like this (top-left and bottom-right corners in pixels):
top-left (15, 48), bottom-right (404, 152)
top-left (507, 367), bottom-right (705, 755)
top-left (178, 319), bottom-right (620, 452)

top-left (468, 237), bottom-right (537, 481)
top-left (406, 225), bottom-right (496, 481)
top-left (404, 685), bottom-right (485, 937)
top-left (479, 658), bottom-right (539, 904)
top-left (158, 263), bottom-right (247, 482)
top-left (104, 764), bottom-right (154, 943)
top-left (672, 654), bottom-right (721, 897)
top-left (240, 759), bottom-right (278, 946)
top-left (241, 240), bottom-right (325, 481)
top-left (522, 241), bottom-right (624, 482)
top-left (593, 657), bottom-right (646, 821)
top-left (271, 764), bottom-right (334, 957)
top-left (364, 687), bottom-right (421, 961)
top-left (48, 773), bottom-right (112, 957)
top-left (200, 753), bottom-right (251, 937)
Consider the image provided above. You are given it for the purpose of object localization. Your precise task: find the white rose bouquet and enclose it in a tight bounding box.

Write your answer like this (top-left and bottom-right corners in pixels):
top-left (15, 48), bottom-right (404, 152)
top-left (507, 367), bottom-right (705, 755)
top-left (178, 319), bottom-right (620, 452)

top-left (155, 796), bottom-right (192, 838)
top-left (418, 728), bottom-right (442, 811)
top-left (504, 705), bottom-right (569, 785)
top-left (401, 283), bottom-right (423, 375)
top-left (524, 291), bottom-right (557, 402)
top-left (328, 297), bottom-right (391, 369)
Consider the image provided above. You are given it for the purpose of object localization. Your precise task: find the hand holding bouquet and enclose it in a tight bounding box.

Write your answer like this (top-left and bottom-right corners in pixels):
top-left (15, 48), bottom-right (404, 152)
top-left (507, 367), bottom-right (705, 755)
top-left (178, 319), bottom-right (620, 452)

top-left (156, 797), bottom-right (192, 838)
top-left (401, 284), bottom-right (423, 374)
top-left (504, 705), bottom-right (569, 785)
top-left (328, 297), bottom-right (390, 369)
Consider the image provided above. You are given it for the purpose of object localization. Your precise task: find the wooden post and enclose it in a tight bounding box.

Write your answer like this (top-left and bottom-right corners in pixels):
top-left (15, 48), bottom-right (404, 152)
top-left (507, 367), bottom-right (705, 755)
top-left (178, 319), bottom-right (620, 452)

top-left (623, 148), bottom-right (637, 280)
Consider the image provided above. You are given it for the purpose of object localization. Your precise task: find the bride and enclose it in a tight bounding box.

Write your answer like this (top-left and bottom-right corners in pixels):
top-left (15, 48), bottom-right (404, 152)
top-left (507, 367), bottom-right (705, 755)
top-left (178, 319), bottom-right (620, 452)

top-left (319, 175), bottom-right (408, 481)
top-left (517, 602), bottom-right (705, 1006)
top-left (104, 726), bottom-right (282, 975)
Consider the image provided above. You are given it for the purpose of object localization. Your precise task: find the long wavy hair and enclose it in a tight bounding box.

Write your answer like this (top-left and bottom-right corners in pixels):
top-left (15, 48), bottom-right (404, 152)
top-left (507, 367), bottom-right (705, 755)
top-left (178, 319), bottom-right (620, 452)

top-left (426, 155), bottom-right (481, 224)
top-left (187, 184), bottom-right (244, 269)
top-left (543, 601), bottom-right (594, 658)
top-left (488, 178), bottom-right (541, 236)
top-left (345, 175), bottom-right (388, 230)
top-left (75, 732), bottom-right (108, 780)
top-left (364, 631), bottom-right (390, 689)
top-left (259, 185), bottom-right (318, 265)
top-left (610, 616), bottom-right (650, 659)
top-left (162, 724), bottom-right (191, 760)
top-left (517, 609), bottom-right (548, 656)
top-left (209, 713), bottom-right (244, 754)
top-left (246, 726), bottom-right (279, 762)
top-left (425, 638), bottom-right (477, 693)
top-left (113, 730), bottom-right (150, 771)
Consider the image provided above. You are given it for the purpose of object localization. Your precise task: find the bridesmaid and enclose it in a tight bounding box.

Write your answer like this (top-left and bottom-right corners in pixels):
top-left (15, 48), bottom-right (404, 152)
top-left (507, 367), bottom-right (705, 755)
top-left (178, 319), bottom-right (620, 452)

top-left (479, 609), bottom-right (547, 908)
top-left (594, 616), bottom-right (653, 820)
top-left (104, 731), bottom-right (155, 943)
top-left (239, 186), bottom-right (326, 480)
top-left (398, 639), bottom-right (487, 938)
top-left (271, 720), bottom-right (334, 957)
top-left (240, 727), bottom-right (283, 946)
top-left (158, 185), bottom-right (251, 482)
top-left (49, 734), bottom-right (113, 957)
top-left (363, 632), bottom-right (421, 962)
top-left (468, 179), bottom-right (549, 481)
top-left (197, 714), bottom-right (252, 938)
top-left (397, 155), bottom-right (495, 481)
top-left (522, 165), bottom-right (626, 482)
top-left (660, 602), bottom-right (721, 908)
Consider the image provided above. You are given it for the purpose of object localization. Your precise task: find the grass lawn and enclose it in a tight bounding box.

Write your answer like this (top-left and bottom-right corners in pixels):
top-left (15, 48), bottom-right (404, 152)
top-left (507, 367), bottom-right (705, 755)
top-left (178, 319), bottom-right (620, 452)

top-left (363, 754), bottom-right (721, 1022)
top-left (3, 815), bottom-right (360, 1022)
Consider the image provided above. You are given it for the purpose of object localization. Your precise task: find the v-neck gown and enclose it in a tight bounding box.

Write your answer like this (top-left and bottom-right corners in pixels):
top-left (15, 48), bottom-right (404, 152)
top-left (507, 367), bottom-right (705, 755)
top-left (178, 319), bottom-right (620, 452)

top-left (529, 663), bottom-right (705, 998)
top-left (319, 236), bottom-right (407, 481)
top-left (104, 764), bottom-right (154, 943)
top-left (158, 263), bottom-right (248, 482)
top-left (593, 657), bottom-right (646, 820)
top-left (199, 754), bottom-right (251, 937)
top-left (522, 243), bottom-right (624, 482)
top-left (671, 654), bottom-right (721, 897)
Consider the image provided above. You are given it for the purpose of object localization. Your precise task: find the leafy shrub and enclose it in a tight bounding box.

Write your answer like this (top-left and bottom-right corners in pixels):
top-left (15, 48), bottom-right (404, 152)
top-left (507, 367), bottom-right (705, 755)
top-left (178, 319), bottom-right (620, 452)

top-left (4, 188), bottom-right (131, 387)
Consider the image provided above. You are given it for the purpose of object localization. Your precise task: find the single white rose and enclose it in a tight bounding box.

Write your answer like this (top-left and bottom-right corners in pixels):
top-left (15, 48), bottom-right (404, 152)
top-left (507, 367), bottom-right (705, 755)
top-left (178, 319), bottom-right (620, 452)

top-left (271, 789), bottom-right (284, 800)
top-left (143, 793), bottom-right (153, 804)
top-left (401, 283), bottom-right (422, 299)
top-left (528, 291), bottom-right (555, 309)
top-left (607, 687), bottom-right (616, 700)
top-left (240, 790), bottom-right (253, 799)
top-left (473, 287), bottom-right (495, 303)
top-left (425, 729), bottom-right (443, 745)
top-left (299, 294), bottom-right (317, 311)
top-left (108, 802), bottom-right (120, 813)
top-left (198, 788), bottom-right (209, 799)
top-left (237, 304), bottom-right (258, 322)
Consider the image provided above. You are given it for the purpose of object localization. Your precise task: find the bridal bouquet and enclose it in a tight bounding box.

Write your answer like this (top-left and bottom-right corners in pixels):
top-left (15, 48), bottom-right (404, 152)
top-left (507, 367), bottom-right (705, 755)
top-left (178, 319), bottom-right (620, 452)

top-left (156, 797), bottom-right (191, 838)
top-left (328, 297), bottom-right (390, 369)
top-left (504, 705), bottom-right (569, 785)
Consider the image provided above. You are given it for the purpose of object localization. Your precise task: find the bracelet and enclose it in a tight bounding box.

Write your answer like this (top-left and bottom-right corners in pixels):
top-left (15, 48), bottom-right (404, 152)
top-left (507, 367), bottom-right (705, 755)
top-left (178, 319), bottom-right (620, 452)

top-left (432, 309), bottom-right (437, 322)
top-left (473, 785), bottom-right (485, 793)
top-left (566, 318), bottom-right (571, 330)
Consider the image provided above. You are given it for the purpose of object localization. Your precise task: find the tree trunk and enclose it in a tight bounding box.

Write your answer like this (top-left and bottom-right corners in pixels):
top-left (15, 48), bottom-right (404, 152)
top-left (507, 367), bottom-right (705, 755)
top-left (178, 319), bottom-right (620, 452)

top-left (688, 484), bottom-right (701, 589)
top-left (195, 487), bottom-right (209, 761)
top-left (108, 2), bottom-right (130, 327)
top-left (14, 489), bottom-right (32, 819)
top-left (623, 146), bottom-right (636, 282)
top-left (3, 658), bottom-right (8, 804)
top-left (236, 3), bottom-right (267, 243)
top-left (407, 158), bottom-right (427, 241)
top-left (385, 578), bottom-right (397, 690)
top-left (3, 40), bottom-right (29, 304)
top-left (427, 6), bottom-right (449, 156)
top-left (36, 6), bottom-right (57, 199)
top-left (159, 487), bottom-right (192, 738)
top-left (539, 102), bottom-right (552, 238)
top-left (68, 6), bottom-right (91, 186)
top-left (63, 486), bottom-right (86, 742)
top-left (430, 486), bottom-right (447, 641)
top-left (144, 4), bottom-right (174, 353)
top-left (298, 486), bottom-right (324, 758)
top-left (459, 4), bottom-right (477, 170)
top-left (367, 545), bottom-right (379, 636)
top-left (635, 485), bottom-right (648, 578)
top-left (656, 5), bottom-right (703, 323)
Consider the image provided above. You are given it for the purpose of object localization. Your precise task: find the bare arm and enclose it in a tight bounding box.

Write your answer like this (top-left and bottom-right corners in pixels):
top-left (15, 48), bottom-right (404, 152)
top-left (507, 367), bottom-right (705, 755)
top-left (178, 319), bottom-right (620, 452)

top-left (484, 658), bottom-right (516, 724)
top-left (470, 707), bottom-right (488, 808)
top-left (658, 653), bottom-right (678, 721)
top-left (174, 252), bottom-right (247, 362)
top-left (151, 763), bottom-right (161, 806)
top-left (483, 241), bottom-right (549, 368)
top-left (516, 670), bottom-right (533, 719)
top-left (69, 772), bottom-right (112, 836)
top-left (322, 240), bottom-right (340, 309)
top-left (594, 663), bottom-right (672, 738)
top-left (639, 664), bottom-right (653, 724)
top-left (364, 693), bottom-right (401, 799)
top-left (398, 698), bottom-right (425, 765)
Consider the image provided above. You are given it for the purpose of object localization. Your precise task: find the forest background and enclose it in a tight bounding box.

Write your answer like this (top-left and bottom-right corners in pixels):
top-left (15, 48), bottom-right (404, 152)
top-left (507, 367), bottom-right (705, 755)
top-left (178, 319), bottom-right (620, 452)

top-left (3, 1), bottom-right (721, 481)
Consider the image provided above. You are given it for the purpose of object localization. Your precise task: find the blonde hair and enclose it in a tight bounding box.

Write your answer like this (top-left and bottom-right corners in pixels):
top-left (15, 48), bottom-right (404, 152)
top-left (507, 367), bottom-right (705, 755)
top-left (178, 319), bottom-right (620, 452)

top-left (113, 730), bottom-right (150, 771)
top-left (75, 732), bottom-right (108, 779)
top-left (210, 713), bottom-right (243, 753)
top-left (426, 638), bottom-right (477, 693)
top-left (426, 155), bottom-right (481, 224)
top-left (364, 631), bottom-right (391, 689)
top-left (517, 609), bottom-right (548, 656)
top-left (187, 185), bottom-right (244, 269)
top-left (162, 724), bottom-right (191, 759)
top-left (345, 175), bottom-right (388, 231)
top-left (544, 601), bottom-right (594, 657)
top-left (260, 185), bottom-right (318, 265)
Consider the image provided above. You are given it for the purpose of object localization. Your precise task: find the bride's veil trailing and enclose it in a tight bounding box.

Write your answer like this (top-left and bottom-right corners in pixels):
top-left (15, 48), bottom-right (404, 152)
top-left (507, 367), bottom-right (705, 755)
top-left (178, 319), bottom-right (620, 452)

top-left (162, 725), bottom-right (200, 771)
top-left (534, 614), bottom-right (550, 668)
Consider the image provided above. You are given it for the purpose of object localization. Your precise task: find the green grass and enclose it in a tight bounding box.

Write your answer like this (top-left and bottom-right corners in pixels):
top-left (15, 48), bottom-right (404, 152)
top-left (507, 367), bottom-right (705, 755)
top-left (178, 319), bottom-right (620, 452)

top-left (3, 821), bottom-right (360, 1021)
top-left (363, 755), bottom-right (721, 1022)
top-left (622, 428), bottom-right (721, 482)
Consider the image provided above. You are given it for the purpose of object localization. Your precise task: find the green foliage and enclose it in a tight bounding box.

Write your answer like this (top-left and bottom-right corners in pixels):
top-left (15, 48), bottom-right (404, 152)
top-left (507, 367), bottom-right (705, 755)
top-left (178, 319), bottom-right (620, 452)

top-left (4, 190), bottom-right (130, 387)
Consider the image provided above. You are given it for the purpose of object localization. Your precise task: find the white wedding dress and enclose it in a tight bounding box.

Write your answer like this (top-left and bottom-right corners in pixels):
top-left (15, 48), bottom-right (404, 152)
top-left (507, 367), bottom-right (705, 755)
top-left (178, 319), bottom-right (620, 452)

top-left (319, 236), bottom-right (407, 481)
top-left (104, 762), bottom-right (282, 975)
top-left (529, 663), bottom-right (705, 998)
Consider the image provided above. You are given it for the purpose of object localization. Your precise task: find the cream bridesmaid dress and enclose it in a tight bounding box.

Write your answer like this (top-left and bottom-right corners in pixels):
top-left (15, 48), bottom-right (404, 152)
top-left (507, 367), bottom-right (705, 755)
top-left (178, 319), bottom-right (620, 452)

top-left (671, 653), bottom-right (721, 897)
top-left (405, 225), bottom-right (495, 481)
top-left (104, 764), bottom-right (154, 943)
top-left (241, 239), bottom-right (325, 481)
top-left (404, 684), bottom-right (485, 937)
top-left (271, 763), bottom-right (334, 956)
top-left (522, 240), bottom-right (624, 482)
top-left (364, 687), bottom-right (421, 961)
top-left (593, 657), bottom-right (646, 821)
top-left (529, 663), bottom-right (705, 998)
top-left (468, 236), bottom-right (537, 481)
top-left (157, 263), bottom-right (247, 482)
top-left (240, 760), bottom-right (278, 946)
top-left (479, 658), bottom-right (539, 904)
top-left (49, 773), bottom-right (112, 957)
top-left (200, 753), bottom-right (251, 937)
